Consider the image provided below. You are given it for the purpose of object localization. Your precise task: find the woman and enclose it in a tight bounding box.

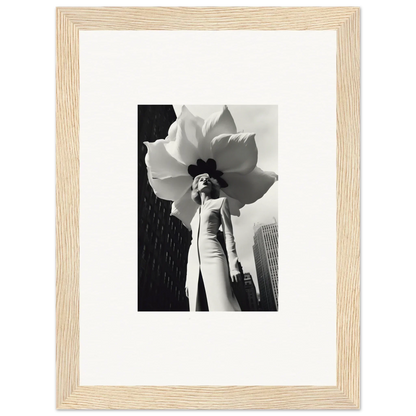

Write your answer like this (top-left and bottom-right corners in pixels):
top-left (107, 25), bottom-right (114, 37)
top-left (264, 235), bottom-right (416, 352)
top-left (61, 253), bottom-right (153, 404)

top-left (185, 173), bottom-right (241, 311)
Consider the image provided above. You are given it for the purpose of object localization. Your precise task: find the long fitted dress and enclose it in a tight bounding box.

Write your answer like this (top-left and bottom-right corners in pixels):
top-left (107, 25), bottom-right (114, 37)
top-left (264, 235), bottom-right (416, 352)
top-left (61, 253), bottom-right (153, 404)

top-left (186, 197), bottom-right (241, 311)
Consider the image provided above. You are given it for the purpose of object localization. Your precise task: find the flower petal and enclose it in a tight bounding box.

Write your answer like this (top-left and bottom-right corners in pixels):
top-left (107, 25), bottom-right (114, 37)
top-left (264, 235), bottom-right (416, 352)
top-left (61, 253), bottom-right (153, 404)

top-left (147, 171), bottom-right (192, 202)
top-left (176, 105), bottom-right (204, 147)
top-left (222, 167), bottom-right (278, 204)
top-left (198, 105), bottom-right (237, 160)
top-left (144, 139), bottom-right (188, 180)
top-left (166, 119), bottom-right (178, 141)
top-left (211, 132), bottom-right (258, 175)
top-left (220, 192), bottom-right (245, 216)
top-left (165, 118), bottom-right (200, 166)
top-left (171, 188), bottom-right (199, 230)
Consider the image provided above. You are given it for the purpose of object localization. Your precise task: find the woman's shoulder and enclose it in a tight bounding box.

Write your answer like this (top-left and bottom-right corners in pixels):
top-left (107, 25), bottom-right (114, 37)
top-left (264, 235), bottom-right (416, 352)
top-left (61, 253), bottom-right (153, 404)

top-left (205, 197), bottom-right (229, 210)
top-left (214, 196), bottom-right (228, 208)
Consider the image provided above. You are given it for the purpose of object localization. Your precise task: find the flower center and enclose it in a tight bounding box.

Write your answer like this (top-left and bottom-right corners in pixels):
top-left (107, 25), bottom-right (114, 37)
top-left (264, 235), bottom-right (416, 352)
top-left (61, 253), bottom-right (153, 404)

top-left (187, 159), bottom-right (228, 188)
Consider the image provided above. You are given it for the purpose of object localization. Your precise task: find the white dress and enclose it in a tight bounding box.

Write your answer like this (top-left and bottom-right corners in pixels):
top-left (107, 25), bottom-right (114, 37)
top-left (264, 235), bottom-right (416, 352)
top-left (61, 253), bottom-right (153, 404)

top-left (186, 197), bottom-right (241, 311)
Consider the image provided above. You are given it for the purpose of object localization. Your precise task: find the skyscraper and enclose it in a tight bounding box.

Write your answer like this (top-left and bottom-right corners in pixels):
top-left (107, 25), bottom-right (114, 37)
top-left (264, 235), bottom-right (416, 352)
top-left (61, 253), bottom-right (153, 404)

top-left (138, 105), bottom-right (191, 311)
top-left (243, 273), bottom-right (259, 311)
top-left (252, 220), bottom-right (279, 311)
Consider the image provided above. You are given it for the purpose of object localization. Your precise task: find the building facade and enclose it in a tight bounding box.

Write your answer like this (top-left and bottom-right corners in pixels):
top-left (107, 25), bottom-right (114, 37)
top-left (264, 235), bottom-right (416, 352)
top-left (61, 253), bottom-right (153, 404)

top-left (243, 273), bottom-right (259, 311)
top-left (138, 105), bottom-right (191, 311)
top-left (252, 221), bottom-right (279, 311)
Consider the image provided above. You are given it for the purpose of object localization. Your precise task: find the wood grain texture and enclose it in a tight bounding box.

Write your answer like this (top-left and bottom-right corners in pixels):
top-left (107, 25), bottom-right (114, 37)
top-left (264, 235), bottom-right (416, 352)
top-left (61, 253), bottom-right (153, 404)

top-left (336, 8), bottom-right (361, 407)
top-left (60, 386), bottom-right (357, 410)
top-left (56, 7), bottom-right (360, 409)
top-left (56, 8), bottom-right (80, 408)
top-left (58, 6), bottom-right (357, 30)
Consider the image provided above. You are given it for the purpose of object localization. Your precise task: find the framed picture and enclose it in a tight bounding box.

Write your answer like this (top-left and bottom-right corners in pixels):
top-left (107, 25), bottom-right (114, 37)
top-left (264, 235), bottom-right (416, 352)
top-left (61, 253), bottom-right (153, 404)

top-left (56, 7), bottom-right (360, 409)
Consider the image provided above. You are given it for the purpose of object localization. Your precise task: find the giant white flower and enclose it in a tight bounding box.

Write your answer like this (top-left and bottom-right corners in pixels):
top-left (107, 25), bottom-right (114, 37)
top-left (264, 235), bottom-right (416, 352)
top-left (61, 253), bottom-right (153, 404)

top-left (144, 105), bottom-right (278, 230)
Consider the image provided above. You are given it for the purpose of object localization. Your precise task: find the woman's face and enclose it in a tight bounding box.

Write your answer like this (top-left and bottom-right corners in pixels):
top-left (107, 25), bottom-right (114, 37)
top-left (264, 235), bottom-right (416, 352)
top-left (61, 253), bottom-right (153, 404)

top-left (197, 175), bottom-right (212, 193)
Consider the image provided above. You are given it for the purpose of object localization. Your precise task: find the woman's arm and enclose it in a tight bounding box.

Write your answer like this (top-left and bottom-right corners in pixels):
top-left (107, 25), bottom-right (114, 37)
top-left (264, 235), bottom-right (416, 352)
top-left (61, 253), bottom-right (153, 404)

top-left (220, 197), bottom-right (240, 282)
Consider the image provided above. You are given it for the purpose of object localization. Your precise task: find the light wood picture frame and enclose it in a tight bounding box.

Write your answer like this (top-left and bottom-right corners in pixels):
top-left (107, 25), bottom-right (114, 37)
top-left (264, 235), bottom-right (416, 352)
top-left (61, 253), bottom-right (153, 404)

top-left (56, 7), bottom-right (360, 409)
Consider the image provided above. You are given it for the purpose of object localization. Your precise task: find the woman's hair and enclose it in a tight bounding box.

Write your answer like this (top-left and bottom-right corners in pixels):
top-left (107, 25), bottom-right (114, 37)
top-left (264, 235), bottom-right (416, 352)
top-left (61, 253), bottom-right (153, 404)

top-left (191, 173), bottom-right (221, 205)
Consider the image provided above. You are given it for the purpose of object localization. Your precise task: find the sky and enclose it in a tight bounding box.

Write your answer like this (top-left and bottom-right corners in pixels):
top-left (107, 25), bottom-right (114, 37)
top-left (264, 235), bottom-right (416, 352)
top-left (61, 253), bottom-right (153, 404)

top-left (172, 105), bottom-right (278, 292)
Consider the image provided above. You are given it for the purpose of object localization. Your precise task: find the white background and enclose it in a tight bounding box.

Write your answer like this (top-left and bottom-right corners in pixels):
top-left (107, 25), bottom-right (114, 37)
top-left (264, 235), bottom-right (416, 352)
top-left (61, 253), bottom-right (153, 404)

top-left (79, 30), bottom-right (336, 386)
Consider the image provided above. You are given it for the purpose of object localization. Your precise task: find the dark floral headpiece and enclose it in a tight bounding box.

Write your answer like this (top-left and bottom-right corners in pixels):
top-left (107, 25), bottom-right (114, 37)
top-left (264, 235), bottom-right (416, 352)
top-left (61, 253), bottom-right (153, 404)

top-left (187, 158), bottom-right (228, 188)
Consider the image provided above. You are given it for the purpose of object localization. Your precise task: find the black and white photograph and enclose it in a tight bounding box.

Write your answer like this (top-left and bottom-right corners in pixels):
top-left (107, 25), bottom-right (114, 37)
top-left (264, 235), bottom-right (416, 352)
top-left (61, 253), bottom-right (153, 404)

top-left (139, 105), bottom-right (279, 311)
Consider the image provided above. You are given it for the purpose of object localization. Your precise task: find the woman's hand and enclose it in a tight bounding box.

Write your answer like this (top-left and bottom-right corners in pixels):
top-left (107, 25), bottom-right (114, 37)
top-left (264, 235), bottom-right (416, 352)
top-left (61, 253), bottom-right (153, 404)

top-left (230, 270), bottom-right (241, 283)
